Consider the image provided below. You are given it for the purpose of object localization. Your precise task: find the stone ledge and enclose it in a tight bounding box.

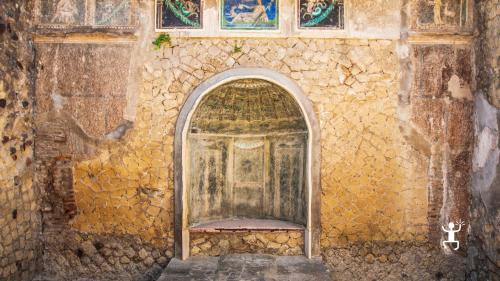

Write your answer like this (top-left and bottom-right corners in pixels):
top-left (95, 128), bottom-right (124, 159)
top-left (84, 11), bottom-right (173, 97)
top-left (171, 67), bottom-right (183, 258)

top-left (33, 32), bottom-right (138, 44)
top-left (190, 219), bottom-right (305, 233)
top-left (408, 33), bottom-right (475, 45)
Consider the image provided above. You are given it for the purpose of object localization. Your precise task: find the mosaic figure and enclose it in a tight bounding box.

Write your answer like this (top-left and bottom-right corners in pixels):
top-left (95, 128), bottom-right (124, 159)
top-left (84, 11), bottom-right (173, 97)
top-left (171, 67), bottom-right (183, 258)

top-left (52, 0), bottom-right (78, 23)
top-left (222, 0), bottom-right (278, 30)
top-left (157, 0), bottom-right (201, 28)
top-left (298, 0), bottom-right (343, 28)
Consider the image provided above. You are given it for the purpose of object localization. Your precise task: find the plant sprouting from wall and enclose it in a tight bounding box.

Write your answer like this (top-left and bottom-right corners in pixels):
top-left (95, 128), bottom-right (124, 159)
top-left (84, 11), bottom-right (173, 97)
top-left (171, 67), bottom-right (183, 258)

top-left (152, 33), bottom-right (171, 50)
top-left (233, 42), bottom-right (242, 54)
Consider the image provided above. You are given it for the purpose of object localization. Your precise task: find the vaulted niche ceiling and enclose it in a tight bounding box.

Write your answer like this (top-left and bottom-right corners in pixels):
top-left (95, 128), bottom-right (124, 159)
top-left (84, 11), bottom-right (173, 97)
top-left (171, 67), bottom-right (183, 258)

top-left (190, 79), bottom-right (307, 134)
top-left (188, 79), bottom-right (308, 227)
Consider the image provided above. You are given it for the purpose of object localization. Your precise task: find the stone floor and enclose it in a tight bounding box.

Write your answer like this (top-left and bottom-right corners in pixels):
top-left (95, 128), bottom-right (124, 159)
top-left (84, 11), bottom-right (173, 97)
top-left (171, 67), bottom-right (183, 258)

top-left (157, 254), bottom-right (332, 281)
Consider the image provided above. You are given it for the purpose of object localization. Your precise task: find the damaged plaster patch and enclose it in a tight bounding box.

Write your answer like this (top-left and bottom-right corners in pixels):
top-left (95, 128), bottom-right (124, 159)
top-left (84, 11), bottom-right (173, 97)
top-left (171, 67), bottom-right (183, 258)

top-left (105, 120), bottom-right (134, 140)
top-left (473, 127), bottom-right (498, 171)
top-left (397, 44), bottom-right (410, 59)
top-left (400, 125), bottom-right (432, 156)
top-left (448, 74), bottom-right (473, 100)
top-left (472, 93), bottom-right (500, 196)
top-left (51, 93), bottom-right (66, 110)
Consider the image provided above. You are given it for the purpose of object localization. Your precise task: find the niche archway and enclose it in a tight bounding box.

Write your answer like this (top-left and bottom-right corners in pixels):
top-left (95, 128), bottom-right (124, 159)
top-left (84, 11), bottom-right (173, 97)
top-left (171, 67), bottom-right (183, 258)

top-left (174, 68), bottom-right (321, 259)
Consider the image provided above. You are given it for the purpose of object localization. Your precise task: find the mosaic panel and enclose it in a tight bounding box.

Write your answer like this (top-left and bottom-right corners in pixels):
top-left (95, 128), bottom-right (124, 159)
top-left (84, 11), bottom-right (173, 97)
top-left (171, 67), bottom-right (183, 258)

top-left (39, 0), bottom-right (86, 25)
top-left (221, 0), bottom-right (279, 30)
top-left (156, 0), bottom-right (202, 29)
top-left (298, 0), bottom-right (344, 29)
top-left (95, 0), bottom-right (132, 26)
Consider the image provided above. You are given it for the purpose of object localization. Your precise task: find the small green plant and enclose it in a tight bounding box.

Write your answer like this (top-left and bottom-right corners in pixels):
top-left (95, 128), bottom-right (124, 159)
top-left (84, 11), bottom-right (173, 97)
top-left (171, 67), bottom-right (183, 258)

top-left (152, 33), bottom-right (171, 50)
top-left (233, 43), bottom-right (242, 54)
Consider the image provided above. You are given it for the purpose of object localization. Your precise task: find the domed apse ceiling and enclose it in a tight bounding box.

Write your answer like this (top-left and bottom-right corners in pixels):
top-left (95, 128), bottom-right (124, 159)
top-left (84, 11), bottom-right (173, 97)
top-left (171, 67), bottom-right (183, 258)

top-left (190, 79), bottom-right (307, 134)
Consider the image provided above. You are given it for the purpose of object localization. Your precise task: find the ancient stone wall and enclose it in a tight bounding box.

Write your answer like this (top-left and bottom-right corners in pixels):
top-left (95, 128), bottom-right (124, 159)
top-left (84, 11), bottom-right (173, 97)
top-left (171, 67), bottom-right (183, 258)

top-left (406, 0), bottom-right (475, 253)
top-left (0, 1), bottom-right (40, 280)
top-left (324, 241), bottom-right (467, 280)
top-left (40, 232), bottom-right (169, 281)
top-left (69, 36), bottom-right (429, 247)
top-left (467, 0), bottom-right (500, 280)
top-left (24, 0), bottom-right (482, 280)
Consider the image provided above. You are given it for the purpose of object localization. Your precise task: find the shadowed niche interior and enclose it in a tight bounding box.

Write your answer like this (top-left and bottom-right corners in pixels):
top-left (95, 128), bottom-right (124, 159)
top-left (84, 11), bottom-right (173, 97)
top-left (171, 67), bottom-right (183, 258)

top-left (187, 79), bottom-right (309, 230)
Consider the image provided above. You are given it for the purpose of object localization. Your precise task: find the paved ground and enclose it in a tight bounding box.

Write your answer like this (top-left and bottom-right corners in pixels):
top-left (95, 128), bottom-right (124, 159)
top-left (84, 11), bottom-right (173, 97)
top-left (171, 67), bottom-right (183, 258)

top-left (157, 254), bottom-right (332, 281)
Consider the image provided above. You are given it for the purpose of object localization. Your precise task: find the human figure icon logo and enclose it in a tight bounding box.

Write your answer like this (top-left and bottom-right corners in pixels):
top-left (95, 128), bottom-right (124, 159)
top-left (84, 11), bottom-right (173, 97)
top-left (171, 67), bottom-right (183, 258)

top-left (442, 219), bottom-right (465, 250)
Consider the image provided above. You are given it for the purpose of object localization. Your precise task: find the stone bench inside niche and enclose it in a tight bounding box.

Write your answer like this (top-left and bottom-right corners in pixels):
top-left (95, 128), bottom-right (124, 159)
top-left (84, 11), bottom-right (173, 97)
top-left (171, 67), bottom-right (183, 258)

top-left (189, 218), bottom-right (305, 256)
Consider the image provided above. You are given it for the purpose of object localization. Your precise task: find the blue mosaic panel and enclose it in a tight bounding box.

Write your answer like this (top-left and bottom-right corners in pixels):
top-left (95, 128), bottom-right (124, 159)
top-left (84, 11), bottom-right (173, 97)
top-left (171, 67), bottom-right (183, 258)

top-left (221, 0), bottom-right (279, 30)
top-left (298, 0), bottom-right (344, 29)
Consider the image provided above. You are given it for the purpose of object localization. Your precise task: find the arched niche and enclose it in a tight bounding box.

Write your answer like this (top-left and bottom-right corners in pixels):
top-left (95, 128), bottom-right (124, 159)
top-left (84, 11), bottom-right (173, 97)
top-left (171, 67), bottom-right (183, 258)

top-left (174, 68), bottom-right (321, 259)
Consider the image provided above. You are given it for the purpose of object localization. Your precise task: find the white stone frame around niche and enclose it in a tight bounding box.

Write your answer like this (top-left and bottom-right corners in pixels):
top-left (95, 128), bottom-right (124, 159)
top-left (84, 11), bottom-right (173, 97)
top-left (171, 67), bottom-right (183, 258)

top-left (173, 68), bottom-right (322, 260)
top-left (155, 0), bottom-right (350, 38)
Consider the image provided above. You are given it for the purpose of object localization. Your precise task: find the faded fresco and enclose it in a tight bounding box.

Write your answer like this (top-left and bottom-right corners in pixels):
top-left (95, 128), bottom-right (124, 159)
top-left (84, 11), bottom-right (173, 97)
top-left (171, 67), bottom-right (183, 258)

top-left (415, 0), bottom-right (469, 29)
top-left (95, 0), bottom-right (132, 25)
top-left (221, 0), bottom-right (278, 30)
top-left (298, 0), bottom-right (344, 29)
top-left (157, 0), bottom-right (202, 28)
top-left (39, 0), bottom-right (85, 25)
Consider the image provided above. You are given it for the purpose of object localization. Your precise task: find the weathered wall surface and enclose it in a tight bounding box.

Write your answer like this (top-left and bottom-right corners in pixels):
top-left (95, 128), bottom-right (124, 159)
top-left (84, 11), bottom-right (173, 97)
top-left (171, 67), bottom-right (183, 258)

top-left (28, 0), bottom-right (480, 280)
top-left (70, 37), bottom-right (429, 246)
top-left (467, 0), bottom-right (500, 280)
top-left (0, 1), bottom-right (40, 280)
top-left (409, 44), bottom-right (474, 250)
top-left (468, 94), bottom-right (499, 281)
top-left (320, 1), bottom-right (476, 279)
top-left (475, 0), bottom-right (500, 108)
top-left (32, 35), bottom-right (163, 281)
